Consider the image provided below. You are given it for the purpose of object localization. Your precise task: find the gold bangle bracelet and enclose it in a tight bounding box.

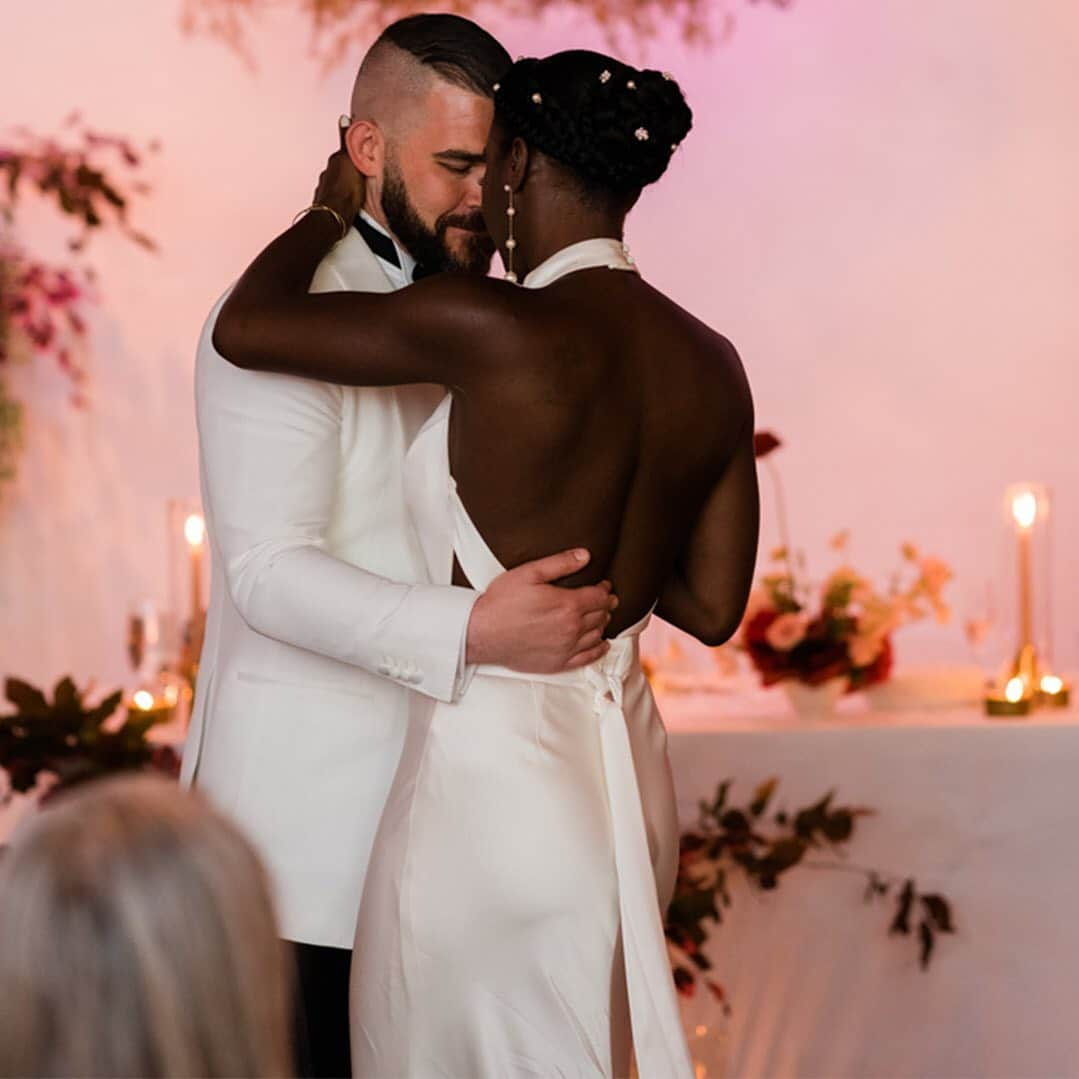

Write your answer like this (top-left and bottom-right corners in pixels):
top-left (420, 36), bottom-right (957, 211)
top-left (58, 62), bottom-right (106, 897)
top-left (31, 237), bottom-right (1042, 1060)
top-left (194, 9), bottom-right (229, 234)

top-left (292, 203), bottom-right (349, 241)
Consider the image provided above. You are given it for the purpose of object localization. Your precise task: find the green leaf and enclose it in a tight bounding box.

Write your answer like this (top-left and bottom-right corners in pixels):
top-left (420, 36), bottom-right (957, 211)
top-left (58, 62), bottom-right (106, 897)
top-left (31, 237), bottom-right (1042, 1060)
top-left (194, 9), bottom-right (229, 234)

top-left (921, 894), bottom-right (955, 934)
top-left (5, 678), bottom-right (49, 715)
top-left (699, 780), bottom-right (731, 827)
top-left (864, 871), bottom-right (889, 902)
top-left (53, 676), bottom-right (81, 712)
top-left (83, 689), bottom-right (124, 728)
top-left (668, 886), bottom-right (722, 927)
top-left (99, 181), bottom-right (126, 209)
top-left (821, 809), bottom-right (853, 843)
top-left (918, 919), bottom-right (935, 969)
top-left (890, 879), bottom-right (915, 936)
top-left (765, 837), bottom-right (805, 871)
top-left (121, 709), bottom-right (160, 740)
top-left (129, 230), bottom-right (158, 252)
top-left (749, 777), bottom-right (778, 818)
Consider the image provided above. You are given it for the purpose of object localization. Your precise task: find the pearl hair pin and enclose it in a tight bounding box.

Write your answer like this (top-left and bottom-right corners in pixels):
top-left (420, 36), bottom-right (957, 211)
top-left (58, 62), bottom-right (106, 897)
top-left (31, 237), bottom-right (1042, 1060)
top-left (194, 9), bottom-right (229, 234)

top-left (531, 92), bottom-right (543, 104)
top-left (599, 70), bottom-right (611, 83)
top-left (635, 128), bottom-right (650, 142)
top-left (626, 80), bottom-right (637, 90)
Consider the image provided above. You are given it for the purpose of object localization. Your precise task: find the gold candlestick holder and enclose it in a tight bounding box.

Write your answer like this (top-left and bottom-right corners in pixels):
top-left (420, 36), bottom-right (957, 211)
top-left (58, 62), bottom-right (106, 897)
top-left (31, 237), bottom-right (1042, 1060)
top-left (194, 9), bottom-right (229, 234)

top-left (984, 484), bottom-right (1068, 717)
top-left (985, 676), bottom-right (1031, 718)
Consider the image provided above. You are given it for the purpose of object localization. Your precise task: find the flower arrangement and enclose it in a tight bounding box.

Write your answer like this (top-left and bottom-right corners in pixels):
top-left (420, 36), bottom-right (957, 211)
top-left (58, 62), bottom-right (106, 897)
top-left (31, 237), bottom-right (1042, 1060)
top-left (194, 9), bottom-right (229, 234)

top-left (742, 538), bottom-right (952, 691)
top-left (743, 433), bottom-right (952, 692)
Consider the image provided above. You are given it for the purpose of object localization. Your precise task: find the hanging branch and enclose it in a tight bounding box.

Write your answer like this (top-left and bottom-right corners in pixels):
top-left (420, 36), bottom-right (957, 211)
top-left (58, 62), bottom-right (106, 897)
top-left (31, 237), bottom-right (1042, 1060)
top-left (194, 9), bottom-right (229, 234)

top-left (0, 115), bottom-right (158, 255)
top-left (665, 778), bottom-right (957, 1007)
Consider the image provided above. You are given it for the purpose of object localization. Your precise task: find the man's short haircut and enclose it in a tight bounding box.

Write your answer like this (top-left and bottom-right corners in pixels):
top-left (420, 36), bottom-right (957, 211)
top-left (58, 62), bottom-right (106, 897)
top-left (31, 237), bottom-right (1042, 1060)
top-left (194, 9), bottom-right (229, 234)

top-left (376, 14), bottom-right (511, 98)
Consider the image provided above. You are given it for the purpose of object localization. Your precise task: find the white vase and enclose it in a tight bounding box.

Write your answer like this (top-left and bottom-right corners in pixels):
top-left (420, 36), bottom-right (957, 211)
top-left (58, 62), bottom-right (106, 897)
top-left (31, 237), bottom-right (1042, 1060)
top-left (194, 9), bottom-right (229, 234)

top-left (782, 677), bottom-right (847, 717)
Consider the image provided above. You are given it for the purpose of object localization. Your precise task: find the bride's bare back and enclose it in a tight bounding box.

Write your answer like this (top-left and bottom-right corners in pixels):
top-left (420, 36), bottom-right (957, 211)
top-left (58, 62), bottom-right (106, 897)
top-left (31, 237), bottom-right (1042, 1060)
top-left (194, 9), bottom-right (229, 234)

top-left (448, 266), bottom-right (755, 637)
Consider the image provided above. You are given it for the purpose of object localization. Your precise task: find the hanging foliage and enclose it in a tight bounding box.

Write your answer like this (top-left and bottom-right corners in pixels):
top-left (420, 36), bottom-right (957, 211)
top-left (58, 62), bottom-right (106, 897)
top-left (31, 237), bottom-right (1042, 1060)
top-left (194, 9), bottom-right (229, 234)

top-left (181, 0), bottom-right (794, 69)
top-left (0, 115), bottom-right (157, 488)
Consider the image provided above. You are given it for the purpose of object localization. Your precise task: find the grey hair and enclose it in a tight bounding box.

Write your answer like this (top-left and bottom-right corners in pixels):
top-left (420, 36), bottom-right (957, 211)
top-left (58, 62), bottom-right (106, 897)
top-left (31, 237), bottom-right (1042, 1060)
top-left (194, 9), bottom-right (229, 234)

top-left (0, 774), bottom-right (292, 1077)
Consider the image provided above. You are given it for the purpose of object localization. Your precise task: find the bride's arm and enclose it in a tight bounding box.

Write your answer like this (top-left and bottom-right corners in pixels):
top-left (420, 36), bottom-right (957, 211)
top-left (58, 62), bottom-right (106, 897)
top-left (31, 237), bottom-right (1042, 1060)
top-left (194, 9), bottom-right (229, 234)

top-left (656, 418), bottom-right (760, 646)
top-left (214, 211), bottom-right (509, 389)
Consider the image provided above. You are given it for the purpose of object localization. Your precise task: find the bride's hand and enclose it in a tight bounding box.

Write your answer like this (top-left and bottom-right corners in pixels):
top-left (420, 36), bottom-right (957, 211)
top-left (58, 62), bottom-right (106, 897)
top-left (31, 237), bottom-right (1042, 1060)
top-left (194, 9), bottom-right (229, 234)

top-left (313, 137), bottom-right (365, 223)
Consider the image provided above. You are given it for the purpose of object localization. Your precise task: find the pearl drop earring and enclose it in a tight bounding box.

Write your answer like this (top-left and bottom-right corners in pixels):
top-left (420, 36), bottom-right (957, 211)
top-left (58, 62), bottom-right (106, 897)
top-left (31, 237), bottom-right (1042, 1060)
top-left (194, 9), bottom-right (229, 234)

top-left (504, 185), bottom-right (518, 284)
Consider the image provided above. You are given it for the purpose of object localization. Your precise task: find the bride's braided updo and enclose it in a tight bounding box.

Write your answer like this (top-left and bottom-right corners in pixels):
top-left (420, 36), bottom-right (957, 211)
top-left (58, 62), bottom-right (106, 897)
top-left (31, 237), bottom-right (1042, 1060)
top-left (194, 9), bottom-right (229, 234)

top-left (492, 51), bottom-right (693, 199)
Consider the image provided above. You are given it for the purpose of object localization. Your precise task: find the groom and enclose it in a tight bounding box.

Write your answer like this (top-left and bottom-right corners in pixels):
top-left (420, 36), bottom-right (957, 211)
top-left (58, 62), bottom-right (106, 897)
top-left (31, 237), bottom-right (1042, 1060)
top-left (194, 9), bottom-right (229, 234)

top-left (183, 15), bottom-right (614, 1077)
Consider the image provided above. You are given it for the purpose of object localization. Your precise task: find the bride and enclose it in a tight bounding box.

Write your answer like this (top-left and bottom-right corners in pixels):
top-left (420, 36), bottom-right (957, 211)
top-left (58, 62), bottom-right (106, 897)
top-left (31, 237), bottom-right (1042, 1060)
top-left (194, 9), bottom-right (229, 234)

top-left (216, 49), bottom-right (758, 1079)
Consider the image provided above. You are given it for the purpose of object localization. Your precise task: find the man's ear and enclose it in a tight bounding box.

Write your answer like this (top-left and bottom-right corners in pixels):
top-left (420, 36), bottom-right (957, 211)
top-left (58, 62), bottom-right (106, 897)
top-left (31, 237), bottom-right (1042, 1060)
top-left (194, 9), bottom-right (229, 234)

top-left (346, 120), bottom-right (382, 178)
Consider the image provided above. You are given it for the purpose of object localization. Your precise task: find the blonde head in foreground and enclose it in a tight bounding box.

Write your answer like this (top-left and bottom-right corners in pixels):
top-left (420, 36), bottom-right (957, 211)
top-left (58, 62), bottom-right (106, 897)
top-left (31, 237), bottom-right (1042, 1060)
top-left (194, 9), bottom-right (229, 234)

top-left (0, 774), bottom-right (292, 1078)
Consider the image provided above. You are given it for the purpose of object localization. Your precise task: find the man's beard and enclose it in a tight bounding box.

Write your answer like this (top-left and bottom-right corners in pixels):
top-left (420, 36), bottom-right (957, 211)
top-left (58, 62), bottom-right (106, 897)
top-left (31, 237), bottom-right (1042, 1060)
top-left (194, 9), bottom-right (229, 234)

top-left (382, 162), bottom-right (495, 276)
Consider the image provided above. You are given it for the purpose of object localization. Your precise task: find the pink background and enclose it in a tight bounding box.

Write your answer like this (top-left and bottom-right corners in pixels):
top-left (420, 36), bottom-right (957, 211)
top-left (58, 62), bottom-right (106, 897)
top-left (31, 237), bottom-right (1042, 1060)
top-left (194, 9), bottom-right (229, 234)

top-left (2, 0), bottom-right (1076, 689)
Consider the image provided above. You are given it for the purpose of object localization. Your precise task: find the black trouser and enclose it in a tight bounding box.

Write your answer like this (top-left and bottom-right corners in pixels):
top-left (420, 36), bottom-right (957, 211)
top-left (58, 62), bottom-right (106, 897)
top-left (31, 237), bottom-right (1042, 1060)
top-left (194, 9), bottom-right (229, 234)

top-left (290, 942), bottom-right (353, 1078)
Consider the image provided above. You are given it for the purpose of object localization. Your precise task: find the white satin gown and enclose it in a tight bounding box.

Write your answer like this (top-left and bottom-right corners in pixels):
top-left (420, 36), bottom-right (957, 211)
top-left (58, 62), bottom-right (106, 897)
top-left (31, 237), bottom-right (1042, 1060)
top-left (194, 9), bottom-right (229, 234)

top-left (350, 239), bottom-right (694, 1079)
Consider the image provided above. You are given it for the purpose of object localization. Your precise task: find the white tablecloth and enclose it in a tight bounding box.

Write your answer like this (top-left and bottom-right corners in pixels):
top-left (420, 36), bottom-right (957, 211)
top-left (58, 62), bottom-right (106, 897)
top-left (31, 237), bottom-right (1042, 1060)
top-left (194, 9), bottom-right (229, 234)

top-left (661, 690), bottom-right (1079, 1078)
top-left (4, 693), bottom-right (1076, 1077)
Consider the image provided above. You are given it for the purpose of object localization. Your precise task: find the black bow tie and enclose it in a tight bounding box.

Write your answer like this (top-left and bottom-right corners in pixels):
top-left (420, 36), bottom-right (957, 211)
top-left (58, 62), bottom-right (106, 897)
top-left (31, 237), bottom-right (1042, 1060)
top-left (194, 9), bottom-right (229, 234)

top-left (353, 215), bottom-right (436, 282)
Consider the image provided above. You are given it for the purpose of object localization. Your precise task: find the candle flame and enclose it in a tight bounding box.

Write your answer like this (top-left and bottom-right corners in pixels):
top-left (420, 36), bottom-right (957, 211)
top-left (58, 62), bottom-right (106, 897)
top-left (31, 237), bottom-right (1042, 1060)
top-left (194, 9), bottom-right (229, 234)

top-left (1011, 491), bottom-right (1038, 530)
top-left (1005, 677), bottom-right (1025, 703)
top-left (1041, 675), bottom-right (1064, 695)
top-left (132, 690), bottom-right (156, 711)
top-left (184, 513), bottom-right (206, 547)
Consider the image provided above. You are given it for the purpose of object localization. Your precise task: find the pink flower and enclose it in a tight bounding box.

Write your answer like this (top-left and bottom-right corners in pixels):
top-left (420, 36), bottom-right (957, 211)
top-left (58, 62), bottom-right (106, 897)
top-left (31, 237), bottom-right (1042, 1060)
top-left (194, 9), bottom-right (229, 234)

top-left (765, 612), bottom-right (809, 652)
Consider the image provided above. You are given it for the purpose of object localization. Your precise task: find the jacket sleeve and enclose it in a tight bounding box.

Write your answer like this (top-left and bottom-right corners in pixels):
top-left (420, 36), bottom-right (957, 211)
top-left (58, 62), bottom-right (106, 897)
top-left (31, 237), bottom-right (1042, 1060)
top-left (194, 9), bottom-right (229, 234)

top-left (195, 286), bottom-right (477, 702)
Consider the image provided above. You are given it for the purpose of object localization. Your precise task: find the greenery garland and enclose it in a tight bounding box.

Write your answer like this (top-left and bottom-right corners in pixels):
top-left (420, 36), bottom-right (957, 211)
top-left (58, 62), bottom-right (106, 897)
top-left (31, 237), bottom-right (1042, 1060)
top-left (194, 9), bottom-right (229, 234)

top-left (665, 778), bottom-right (956, 1009)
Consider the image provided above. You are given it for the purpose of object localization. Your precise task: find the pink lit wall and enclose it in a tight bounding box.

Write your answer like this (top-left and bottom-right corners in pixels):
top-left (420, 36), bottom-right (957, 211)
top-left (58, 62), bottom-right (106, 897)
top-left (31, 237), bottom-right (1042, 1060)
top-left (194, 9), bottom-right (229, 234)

top-left (2, 0), bottom-right (1077, 689)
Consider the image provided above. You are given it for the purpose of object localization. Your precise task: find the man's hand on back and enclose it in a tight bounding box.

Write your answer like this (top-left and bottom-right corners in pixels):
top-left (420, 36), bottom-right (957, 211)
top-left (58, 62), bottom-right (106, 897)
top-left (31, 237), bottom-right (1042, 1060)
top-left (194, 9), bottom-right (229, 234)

top-left (466, 549), bottom-right (617, 673)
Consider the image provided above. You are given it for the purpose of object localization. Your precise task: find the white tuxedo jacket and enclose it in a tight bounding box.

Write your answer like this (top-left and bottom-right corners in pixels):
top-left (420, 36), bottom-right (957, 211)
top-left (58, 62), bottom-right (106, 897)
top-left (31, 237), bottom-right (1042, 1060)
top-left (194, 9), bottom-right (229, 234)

top-left (182, 228), bottom-right (476, 948)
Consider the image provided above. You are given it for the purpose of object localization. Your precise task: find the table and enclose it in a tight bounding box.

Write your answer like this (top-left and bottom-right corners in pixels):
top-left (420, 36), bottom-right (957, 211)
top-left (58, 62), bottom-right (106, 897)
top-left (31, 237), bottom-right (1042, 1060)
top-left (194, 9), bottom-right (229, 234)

top-left (660, 690), bottom-right (1079, 1078)
top-left (4, 690), bottom-right (1075, 1076)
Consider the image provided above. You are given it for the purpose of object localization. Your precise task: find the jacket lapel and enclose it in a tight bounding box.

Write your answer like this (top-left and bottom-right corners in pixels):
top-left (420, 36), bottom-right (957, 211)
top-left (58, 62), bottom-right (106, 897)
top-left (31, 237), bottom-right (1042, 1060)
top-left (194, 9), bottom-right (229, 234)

top-left (320, 227), bottom-right (399, 294)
